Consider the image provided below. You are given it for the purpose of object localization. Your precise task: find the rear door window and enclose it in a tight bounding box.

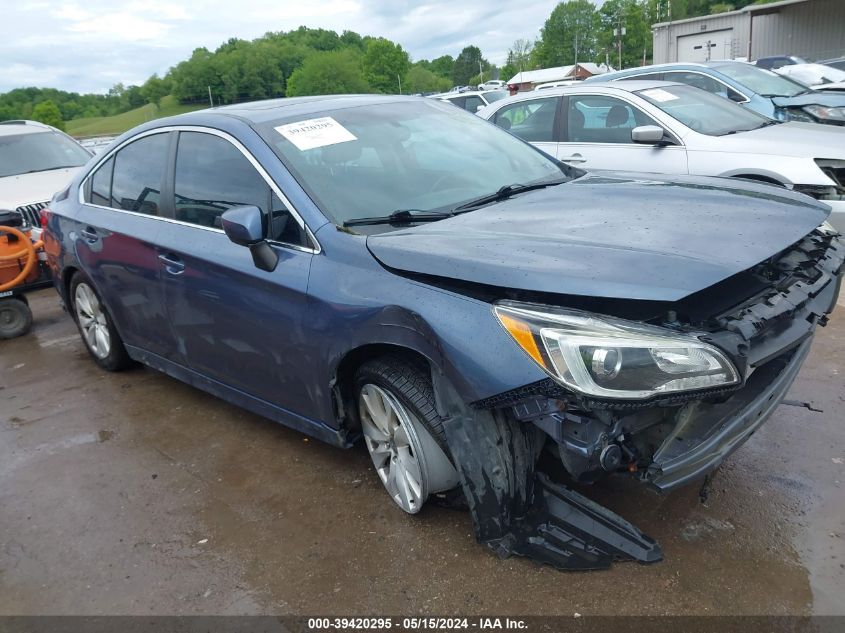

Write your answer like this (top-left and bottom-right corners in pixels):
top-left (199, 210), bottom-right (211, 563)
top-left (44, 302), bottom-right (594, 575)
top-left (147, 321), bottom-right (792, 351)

top-left (493, 97), bottom-right (559, 142)
top-left (110, 134), bottom-right (169, 215)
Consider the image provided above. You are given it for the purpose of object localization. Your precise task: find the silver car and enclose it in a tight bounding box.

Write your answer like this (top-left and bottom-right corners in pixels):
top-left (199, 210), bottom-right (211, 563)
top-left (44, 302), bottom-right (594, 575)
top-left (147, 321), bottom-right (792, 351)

top-left (478, 81), bottom-right (845, 232)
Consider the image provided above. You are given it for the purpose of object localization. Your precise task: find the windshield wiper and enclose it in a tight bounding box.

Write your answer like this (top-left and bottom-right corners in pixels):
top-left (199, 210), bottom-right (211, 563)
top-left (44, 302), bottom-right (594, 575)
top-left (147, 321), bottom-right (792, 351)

top-left (343, 209), bottom-right (453, 227)
top-left (452, 179), bottom-right (568, 212)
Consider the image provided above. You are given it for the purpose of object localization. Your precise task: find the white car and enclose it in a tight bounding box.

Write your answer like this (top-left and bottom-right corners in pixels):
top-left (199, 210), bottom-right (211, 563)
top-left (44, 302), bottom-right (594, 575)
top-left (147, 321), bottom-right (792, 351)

top-left (534, 80), bottom-right (577, 91)
top-left (0, 120), bottom-right (92, 229)
top-left (478, 81), bottom-right (845, 232)
top-left (478, 80), bottom-right (505, 90)
top-left (774, 63), bottom-right (845, 92)
top-left (433, 90), bottom-right (507, 113)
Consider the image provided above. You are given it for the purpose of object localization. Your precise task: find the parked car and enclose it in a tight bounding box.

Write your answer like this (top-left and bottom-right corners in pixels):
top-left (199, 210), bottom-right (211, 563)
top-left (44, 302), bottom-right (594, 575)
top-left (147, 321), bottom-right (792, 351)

top-left (43, 95), bottom-right (843, 570)
top-left (0, 120), bottom-right (92, 229)
top-left (534, 80), bottom-right (577, 91)
top-left (432, 89), bottom-right (507, 113)
top-left (478, 80), bottom-right (505, 90)
top-left (586, 61), bottom-right (845, 126)
top-left (773, 63), bottom-right (845, 92)
top-left (755, 55), bottom-right (807, 70)
top-left (818, 57), bottom-right (845, 72)
top-left (478, 81), bottom-right (845, 232)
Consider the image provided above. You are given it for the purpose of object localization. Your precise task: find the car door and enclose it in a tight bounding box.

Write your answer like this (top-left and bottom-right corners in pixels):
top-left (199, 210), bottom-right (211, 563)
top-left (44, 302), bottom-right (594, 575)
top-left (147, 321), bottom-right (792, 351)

top-left (75, 131), bottom-right (176, 358)
top-left (491, 96), bottom-right (561, 159)
top-left (155, 129), bottom-right (316, 416)
top-left (559, 94), bottom-right (688, 174)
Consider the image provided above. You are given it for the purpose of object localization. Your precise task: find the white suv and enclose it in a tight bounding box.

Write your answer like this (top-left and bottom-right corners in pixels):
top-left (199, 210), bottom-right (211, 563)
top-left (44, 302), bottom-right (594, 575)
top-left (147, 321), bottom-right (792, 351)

top-left (0, 120), bottom-right (92, 230)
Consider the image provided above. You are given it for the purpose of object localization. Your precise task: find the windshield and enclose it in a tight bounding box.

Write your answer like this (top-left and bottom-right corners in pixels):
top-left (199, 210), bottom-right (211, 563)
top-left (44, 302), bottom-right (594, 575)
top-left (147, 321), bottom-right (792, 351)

top-left (636, 84), bottom-right (771, 135)
top-left (0, 130), bottom-right (91, 178)
top-left (715, 63), bottom-right (808, 97)
top-left (256, 99), bottom-right (573, 227)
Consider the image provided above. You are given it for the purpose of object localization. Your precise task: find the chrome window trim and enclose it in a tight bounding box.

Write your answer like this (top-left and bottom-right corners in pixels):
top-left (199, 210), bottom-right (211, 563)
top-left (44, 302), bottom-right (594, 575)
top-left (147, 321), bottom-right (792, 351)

top-left (77, 125), bottom-right (321, 254)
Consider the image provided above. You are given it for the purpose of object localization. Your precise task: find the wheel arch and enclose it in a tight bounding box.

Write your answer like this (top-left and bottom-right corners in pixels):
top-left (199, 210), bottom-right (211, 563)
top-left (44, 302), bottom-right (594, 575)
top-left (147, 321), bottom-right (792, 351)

top-left (332, 342), bottom-right (440, 435)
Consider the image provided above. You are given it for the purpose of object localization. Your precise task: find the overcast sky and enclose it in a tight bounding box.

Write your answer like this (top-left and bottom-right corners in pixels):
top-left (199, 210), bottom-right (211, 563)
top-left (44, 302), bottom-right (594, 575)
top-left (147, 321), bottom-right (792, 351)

top-left (1, 0), bottom-right (583, 94)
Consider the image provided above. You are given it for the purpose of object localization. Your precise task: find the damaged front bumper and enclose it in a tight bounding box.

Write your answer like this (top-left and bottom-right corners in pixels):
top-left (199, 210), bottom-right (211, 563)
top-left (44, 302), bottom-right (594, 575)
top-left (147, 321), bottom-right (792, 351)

top-left (437, 227), bottom-right (843, 571)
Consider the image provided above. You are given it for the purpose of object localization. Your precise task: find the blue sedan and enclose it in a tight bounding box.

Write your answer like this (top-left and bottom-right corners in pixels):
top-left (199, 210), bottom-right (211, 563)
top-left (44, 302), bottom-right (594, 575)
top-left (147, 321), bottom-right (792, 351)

top-left (42, 95), bottom-right (843, 570)
top-left (586, 61), bottom-right (845, 125)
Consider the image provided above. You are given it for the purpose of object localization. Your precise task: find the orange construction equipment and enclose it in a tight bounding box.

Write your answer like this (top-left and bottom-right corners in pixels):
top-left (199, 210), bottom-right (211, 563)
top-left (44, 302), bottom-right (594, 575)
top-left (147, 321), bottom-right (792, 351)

top-left (1, 214), bottom-right (50, 339)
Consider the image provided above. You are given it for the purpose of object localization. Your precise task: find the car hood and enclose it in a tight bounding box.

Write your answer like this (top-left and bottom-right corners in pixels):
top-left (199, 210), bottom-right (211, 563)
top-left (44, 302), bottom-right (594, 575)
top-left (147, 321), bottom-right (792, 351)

top-left (0, 168), bottom-right (79, 210)
top-left (708, 121), bottom-right (845, 157)
top-left (772, 91), bottom-right (845, 107)
top-left (366, 172), bottom-right (829, 302)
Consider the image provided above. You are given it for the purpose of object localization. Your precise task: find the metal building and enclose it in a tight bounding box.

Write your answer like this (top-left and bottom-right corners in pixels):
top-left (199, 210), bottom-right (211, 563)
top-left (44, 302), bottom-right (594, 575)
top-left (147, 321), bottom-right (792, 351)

top-left (652, 0), bottom-right (845, 64)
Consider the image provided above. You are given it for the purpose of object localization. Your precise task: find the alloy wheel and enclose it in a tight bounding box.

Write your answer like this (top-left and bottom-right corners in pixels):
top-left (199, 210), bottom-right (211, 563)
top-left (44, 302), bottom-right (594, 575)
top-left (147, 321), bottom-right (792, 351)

top-left (359, 383), bottom-right (429, 513)
top-left (74, 283), bottom-right (111, 359)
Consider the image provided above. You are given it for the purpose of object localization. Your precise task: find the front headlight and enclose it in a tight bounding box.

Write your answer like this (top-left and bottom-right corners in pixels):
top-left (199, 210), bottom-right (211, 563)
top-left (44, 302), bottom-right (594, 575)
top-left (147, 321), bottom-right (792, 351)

top-left (803, 104), bottom-right (845, 122)
top-left (495, 302), bottom-right (740, 400)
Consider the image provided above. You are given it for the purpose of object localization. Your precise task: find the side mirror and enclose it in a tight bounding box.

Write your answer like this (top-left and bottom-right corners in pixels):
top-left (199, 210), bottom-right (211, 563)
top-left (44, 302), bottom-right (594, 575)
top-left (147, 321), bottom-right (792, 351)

top-left (631, 125), bottom-right (666, 144)
top-left (476, 104), bottom-right (484, 113)
top-left (221, 205), bottom-right (278, 272)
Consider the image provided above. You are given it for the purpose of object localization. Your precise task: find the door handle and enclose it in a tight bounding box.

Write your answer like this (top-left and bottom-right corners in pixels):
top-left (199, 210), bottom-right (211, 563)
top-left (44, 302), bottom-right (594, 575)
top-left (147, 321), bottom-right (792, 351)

top-left (561, 154), bottom-right (587, 164)
top-left (158, 253), bottom-right (185, 275)
top-left (80, 227), bottom-right (99, 242)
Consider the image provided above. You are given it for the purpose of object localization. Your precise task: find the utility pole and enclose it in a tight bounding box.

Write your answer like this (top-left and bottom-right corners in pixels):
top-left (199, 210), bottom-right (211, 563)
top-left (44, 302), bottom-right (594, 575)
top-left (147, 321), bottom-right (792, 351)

top-left (207, 85), bottom-right (213, 108)
top-left (397, 74), bottom-right (402, 95)
top-left (614, 11), bottom-right (626, 70)
top-left (478, 60), bottom-right (484, 84)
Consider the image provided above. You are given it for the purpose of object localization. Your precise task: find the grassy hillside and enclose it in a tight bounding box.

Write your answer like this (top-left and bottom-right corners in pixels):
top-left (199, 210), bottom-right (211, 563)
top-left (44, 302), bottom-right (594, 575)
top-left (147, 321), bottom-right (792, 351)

top-left (66, 95), bottom-right (206, 137)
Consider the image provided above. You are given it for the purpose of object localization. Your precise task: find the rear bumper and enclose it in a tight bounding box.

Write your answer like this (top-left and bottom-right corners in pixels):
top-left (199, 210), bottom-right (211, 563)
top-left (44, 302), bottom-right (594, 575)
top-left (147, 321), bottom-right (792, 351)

top-left (647, 337), bottom-right (811, 492)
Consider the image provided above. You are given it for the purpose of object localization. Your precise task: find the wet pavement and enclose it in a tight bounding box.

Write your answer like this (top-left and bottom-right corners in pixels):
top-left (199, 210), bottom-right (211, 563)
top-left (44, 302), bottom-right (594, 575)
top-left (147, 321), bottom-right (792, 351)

top-left (1, 289), bottom-right (844, 616)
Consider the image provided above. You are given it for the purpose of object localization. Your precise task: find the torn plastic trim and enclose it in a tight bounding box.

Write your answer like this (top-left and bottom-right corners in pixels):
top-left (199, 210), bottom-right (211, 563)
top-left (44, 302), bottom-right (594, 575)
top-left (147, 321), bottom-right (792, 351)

top-left (647, 337), bottom-right (811, 492)
top-left (432, 369), bottom-right (661, 570)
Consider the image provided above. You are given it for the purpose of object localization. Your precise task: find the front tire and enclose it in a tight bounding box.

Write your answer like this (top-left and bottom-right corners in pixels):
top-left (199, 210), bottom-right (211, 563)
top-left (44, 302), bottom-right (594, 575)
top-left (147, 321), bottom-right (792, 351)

top-left (70, 273), bottom-right (133, 371)
top-left (355, 357), bottom-right (459, 514)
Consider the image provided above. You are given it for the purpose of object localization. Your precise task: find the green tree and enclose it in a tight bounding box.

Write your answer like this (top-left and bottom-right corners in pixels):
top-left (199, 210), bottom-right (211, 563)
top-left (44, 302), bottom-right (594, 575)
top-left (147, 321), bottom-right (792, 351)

top-left (404, 65), bottom-right (451, 94)
top-left (452, 46), bottom-right (489, 85)
top-left (140, 74), bottom-right (169, 108)
top-left (362, 37), bottom-right (410, 93)
top-left (597, 0), bottom-right (652, 69)
top-left (31, 100), bottom-right (64, 130)
top-left (429, 55), bottom-right (455, 79)
top-left (534, 0), bottom-right (599, 68)
top-left (501, 39), bottom-right (533, 82)
top-left (285, 49), bottom-right (371, 96)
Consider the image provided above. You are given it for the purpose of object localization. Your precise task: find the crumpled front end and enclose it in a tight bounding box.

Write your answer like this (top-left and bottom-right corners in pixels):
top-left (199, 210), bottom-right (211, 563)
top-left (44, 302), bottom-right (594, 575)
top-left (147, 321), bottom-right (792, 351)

top-left (437, 226), bottom-right (843, 570)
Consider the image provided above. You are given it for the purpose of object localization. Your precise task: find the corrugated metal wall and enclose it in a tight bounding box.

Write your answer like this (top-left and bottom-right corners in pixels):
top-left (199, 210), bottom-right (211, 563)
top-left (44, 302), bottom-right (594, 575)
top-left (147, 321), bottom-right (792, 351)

top-left (652, 0), bottom-right (845, 65)
top-left (750, 0), bottom-right (845, 62)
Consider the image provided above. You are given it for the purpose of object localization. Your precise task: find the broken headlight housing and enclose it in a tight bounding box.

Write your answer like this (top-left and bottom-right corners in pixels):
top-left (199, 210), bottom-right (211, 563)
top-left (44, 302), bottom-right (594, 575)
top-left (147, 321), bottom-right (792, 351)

top-left (495, 301), bottom-right (739, 400)
top-left (803, 104), bottom-right (845, 123)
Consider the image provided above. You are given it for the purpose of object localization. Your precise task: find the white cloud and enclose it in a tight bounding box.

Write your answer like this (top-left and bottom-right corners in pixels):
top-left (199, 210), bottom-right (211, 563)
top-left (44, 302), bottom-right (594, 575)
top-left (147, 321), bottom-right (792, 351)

top-left (1, 0), bottom-right (561, 93)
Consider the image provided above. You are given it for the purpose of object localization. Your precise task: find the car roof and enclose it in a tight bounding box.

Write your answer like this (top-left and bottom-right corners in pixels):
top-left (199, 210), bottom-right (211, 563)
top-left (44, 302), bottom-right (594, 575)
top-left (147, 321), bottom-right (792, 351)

top-left (594, 61), bottom-right (748, 80)
top-left (0, 120), bottom-right (53, 137)
top-left (505, 80), bottom-right (682, 100)
top-left (433, 90), bottom-right (504, 98)
top-left (170, 94), bottom-right (413, 126)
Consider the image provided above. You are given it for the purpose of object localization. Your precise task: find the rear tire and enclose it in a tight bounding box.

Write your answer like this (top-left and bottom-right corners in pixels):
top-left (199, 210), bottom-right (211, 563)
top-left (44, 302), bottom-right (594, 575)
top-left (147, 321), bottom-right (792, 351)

top-left (0, 298), bottom-right (32, 339)
top-left (70, 272), bottom-right (133, 371)
top-left (355, 356), bottom-right (459, 514)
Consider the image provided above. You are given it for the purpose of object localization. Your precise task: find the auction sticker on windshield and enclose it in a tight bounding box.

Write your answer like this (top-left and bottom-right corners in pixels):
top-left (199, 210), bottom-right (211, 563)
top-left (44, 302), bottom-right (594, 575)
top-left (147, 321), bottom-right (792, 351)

top-left (641, 88), bottom-right (679, 102)
top-left (275, 117), bottom-right (357, 151)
